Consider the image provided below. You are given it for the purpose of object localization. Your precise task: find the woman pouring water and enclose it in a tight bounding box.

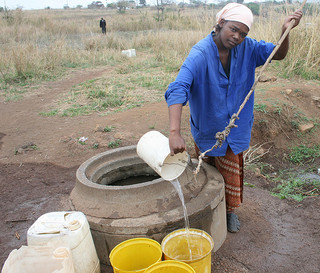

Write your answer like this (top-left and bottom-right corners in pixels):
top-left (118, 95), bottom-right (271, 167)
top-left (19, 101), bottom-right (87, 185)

top-left (165, 3), bottom-right (302, 233)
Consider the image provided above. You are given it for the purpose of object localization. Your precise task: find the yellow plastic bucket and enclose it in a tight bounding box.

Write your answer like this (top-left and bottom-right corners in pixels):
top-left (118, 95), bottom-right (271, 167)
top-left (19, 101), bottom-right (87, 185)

top-left (161, 229), bottom-right (214, 273)
top-left (144, 261), bottom-right (196, 273)
top-left (109, 238), bottom-right (162, 273)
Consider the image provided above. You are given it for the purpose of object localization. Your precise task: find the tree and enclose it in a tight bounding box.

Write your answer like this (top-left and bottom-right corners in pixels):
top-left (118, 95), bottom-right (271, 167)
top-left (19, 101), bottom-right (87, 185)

top-left (246, 3), bottom-right (259, 16)
top-left (139, 0), bottom-right (146, 6)
top-left (156, 0), bottom-right (165, 21)
top-left (88, 1), bottom-right (105, 9)
top-left (107, 2), bottom-right (117, 9)
top-left (117, 0), bottom-right (128, 13)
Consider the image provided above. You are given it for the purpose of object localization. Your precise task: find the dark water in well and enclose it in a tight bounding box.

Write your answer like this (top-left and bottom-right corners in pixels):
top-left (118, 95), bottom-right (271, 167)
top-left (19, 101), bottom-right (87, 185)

top-left (109, 174), bottom-right (160, 186)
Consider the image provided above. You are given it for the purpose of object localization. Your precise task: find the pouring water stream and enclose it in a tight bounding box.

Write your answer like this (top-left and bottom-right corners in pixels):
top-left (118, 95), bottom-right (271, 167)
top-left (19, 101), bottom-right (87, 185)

top-left (170, 178), bottom-right (193, 260)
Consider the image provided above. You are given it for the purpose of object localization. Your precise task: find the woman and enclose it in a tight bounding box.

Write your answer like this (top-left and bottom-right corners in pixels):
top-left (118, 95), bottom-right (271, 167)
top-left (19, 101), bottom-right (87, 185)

top-left (165, 3), bottom-right (302, 232)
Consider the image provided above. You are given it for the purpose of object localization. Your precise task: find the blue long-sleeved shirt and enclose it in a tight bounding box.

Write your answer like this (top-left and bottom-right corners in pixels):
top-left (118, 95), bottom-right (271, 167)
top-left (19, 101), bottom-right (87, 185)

top-left (165, 32), bottom-right (275, 156)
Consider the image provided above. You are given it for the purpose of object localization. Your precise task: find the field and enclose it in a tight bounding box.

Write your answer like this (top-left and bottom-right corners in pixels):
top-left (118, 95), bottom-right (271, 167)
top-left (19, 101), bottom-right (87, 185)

top-left (1, 3), bottom-right (320, 272)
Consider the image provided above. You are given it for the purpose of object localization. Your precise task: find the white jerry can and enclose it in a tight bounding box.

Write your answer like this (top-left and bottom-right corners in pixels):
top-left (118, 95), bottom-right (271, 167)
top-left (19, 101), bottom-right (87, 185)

top-left (2, 245), bottom-right (75, 273)
top-left (27, 211), bottom-right (100, 273)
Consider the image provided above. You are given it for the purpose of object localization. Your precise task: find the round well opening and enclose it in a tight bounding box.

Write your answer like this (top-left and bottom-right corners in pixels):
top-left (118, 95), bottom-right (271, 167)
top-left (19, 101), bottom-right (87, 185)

top-left (90, 162), bottom-right (161, 187)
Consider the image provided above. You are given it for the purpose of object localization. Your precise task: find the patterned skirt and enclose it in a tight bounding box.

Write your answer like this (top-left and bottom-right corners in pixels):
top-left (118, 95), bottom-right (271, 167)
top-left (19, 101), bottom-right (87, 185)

top-left (195, 144), bottom-right (244, 211)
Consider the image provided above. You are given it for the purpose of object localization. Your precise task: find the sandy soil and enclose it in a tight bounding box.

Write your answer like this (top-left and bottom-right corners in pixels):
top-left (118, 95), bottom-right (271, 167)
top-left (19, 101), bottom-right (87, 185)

top-left (1, 67), bottom-right (319, 272)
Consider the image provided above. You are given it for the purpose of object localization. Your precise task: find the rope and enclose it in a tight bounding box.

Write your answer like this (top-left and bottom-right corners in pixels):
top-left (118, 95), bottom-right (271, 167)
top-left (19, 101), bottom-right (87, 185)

top-left (194, 0), bottom-right (307, 175)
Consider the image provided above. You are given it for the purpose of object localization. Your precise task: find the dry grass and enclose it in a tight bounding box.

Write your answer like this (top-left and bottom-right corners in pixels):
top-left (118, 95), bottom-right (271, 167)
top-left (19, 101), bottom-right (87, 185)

top-left (0, 3), bottom-right (319, 86)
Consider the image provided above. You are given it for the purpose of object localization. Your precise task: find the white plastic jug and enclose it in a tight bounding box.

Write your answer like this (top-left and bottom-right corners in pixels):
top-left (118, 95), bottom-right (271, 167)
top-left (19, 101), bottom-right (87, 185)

top-left (121, 49), bottom-right (136, 57)
top-left (2, 245), bottom-right (75, 273)
top-left (137, 131), bottom-right (189, 181)
top-left (27, 211), bottom-right (100, 273)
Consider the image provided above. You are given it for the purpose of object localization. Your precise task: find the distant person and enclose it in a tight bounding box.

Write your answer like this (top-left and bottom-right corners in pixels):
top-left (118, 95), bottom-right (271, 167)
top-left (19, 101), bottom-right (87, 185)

top-left (100, 17), bottom-right (106, 34)
top-left (165, 3), bottom-right (302, 233)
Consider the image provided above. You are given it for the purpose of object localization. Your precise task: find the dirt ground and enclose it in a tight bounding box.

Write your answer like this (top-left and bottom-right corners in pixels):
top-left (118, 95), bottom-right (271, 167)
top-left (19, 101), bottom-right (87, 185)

top-left (1, 67), bottom-right (320, 272)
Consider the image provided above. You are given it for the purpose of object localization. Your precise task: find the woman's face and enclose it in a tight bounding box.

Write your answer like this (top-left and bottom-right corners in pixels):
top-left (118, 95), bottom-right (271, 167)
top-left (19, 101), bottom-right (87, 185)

top-left (218, 20), bottom-right (249, 49)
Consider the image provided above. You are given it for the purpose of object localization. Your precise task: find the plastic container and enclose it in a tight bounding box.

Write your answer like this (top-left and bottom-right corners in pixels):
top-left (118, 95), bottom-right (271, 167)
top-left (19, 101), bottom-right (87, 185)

top-left (161, 229), bottom-right (214, 273)
top-left (121, 49), bottom-right (136, 57)
top-left (137, 131), bottom-right (189, 181)
top-left (144, 261), bottom-right (196, 273)
top-left (1, 245), bottom-right (75, 273)
top-left (27, 211), bottom-right (100, 273)
top-left (109, 238), bottom-right (162, 273)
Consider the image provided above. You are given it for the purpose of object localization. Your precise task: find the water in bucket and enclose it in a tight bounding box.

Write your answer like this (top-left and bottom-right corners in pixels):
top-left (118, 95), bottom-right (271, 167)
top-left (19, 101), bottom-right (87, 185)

top-left (161, 229), bottom-right (214, 273)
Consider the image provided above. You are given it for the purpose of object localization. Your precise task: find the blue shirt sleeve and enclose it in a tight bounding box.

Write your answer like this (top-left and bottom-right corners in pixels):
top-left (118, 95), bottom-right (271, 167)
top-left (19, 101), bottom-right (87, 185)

top-left (254, 39), bottom-right (276, 67)
top-left (165, 64), bottom-right (193, 106)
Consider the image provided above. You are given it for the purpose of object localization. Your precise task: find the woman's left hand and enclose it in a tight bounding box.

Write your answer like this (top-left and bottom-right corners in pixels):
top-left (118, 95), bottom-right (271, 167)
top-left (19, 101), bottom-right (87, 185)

top-left (283, 10), bottom-right (303, 31)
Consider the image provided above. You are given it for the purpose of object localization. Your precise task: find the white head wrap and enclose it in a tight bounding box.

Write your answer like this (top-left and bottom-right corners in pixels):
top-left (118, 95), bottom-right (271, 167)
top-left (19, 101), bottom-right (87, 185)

top-left (216, 3), bottom-right (253, 30)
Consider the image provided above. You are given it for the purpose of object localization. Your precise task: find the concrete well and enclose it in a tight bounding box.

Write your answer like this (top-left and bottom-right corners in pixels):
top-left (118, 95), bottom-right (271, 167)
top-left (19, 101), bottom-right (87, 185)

top-left (70, 145), bottom-right (227, 265)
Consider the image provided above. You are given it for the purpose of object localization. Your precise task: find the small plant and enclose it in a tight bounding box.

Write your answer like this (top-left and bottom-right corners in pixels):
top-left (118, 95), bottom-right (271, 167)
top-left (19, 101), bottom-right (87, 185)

top-left (271, 103), bottom-right (282, 115)
top-left (291, 120), bottom-right (299, 129)
top-left (31, 145), bottom-right (39, 150)
top-left (108, 139), bottom-right (121, 148)
top-left (289, 144), bottom-right (320, 164)
top-left (92, 143), bottom-right (99, 149)
top-left (244, 182), bottom-right (256, 188)
top-left (254, 103), bottom-right (268, 113)
top-left (103, 126), bottom-right (114, 132)
top-left (294, 88), bottom-right (302, 94)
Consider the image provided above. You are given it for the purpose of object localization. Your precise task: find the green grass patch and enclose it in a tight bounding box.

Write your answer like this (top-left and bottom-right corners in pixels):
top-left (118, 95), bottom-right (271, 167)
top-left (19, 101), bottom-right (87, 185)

top-left (62, 104), bottom-right (92, 117)
top-left (59, 79), bottom-right (125, 117)
top-left (52, 69), bottom-right (171, 116)
top-left (271, 176), bottom-right (320, 202)
top-left (39, 109), bottom-right (59, 116)
top-left (289, 144), bottom-right (320, 164)
top-left (0, 84), bottom-right (28, 102)
top-left (128, 74), bottom-right (174, 91)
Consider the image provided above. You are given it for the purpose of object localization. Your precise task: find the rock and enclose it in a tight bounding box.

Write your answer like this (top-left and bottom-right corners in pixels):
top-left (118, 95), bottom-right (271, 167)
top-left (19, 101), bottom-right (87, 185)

top-left (258, 75), bottom-right (277, 83)
top-left (95, 124), bottom-right (104, 132)
top-left (255, 147), bottom-right (265, 155)
top-left (254, 168), bottom-right (261, 176)
top-left (298, 123), bottom-right (314, 133)
top-left (312, 96), bottom-right (320, 108)
top-left (312, 96), bottom-right (320, 102)
top-left (285, 89), bottom-right (293, 95)
top-left (15, 142), bottom-right (38, 155)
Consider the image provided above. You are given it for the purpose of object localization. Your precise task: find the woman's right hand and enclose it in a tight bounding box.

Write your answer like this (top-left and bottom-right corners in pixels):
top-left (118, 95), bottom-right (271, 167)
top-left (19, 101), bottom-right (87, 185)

top-left (169, 131), bottom-right (186, 156)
